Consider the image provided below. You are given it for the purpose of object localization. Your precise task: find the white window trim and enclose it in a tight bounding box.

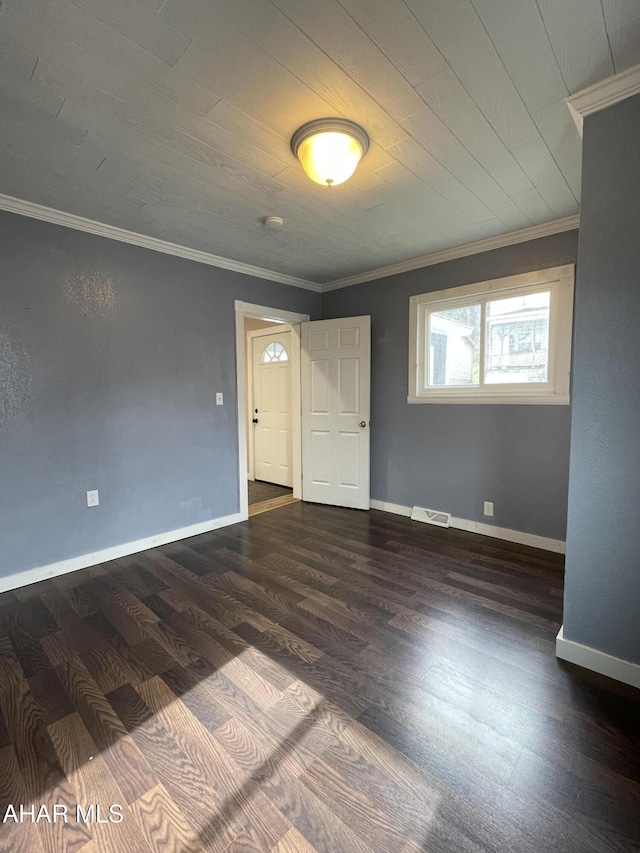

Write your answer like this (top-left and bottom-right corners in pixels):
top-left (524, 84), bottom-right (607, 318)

top-left (408, 264), bottom-right (574, 405)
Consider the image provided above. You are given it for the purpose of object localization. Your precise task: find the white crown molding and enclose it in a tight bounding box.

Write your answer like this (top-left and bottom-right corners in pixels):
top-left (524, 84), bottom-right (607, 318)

top-left (0, 193), bottom-right (321, 292)
top-left (322, 215), bottom-right (580, 291)
top-left (565, 63), bottom-right (640, 136)
top-left (0, 193), bottom-right (580, 294)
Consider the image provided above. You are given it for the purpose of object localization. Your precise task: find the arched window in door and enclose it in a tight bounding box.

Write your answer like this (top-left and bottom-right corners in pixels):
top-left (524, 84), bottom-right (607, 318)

top-left (261, 342), bottom-right (288, 363)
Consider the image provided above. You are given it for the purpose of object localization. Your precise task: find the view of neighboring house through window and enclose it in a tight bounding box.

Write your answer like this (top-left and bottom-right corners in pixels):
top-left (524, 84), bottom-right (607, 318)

top-left (409, 265), bottom-right (574, 404)
top-left (485, 291), bottom-right (550, 384)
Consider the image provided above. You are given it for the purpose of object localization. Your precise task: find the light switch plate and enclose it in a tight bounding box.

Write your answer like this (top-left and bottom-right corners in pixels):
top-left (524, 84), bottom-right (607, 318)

top-left (216, 392), bottom-right (223, 405)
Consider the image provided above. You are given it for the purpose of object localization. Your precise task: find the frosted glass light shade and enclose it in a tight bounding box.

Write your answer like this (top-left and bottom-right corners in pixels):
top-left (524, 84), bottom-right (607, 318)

top-left (291, 119), bottom-right (369, 187)
top-left (297, 131), bottom-right (362, 187)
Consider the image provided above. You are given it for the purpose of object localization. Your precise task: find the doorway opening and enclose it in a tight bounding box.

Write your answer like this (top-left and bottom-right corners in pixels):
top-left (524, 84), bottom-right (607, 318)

top-left (247, 322), bottom-right (297, 516)
top-left (247, 481), bottom-right (296, 517)
top-left (235, 301), bottom-right (309, 521)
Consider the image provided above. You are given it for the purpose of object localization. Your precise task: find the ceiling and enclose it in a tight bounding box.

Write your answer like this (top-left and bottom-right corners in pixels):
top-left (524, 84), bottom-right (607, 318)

top-left (0, 0), bottom-right (638, 285)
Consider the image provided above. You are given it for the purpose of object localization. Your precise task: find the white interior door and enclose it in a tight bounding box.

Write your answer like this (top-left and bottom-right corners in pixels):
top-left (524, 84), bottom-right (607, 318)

top-left (301, 316), bottom-right (371, 509)
top-left (252, 329), bottom-right (293, 487)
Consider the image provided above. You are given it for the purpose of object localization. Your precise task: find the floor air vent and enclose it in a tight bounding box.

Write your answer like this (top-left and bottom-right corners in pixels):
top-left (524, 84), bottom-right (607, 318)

top-left (410, 506), bottom-right (451, 528)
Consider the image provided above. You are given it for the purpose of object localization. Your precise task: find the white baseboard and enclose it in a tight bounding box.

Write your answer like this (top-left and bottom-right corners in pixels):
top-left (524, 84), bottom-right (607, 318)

top-left (370, 499), bottom-right (413, 517)
top-left (0, 512), bottom-right (244, 594)
top-left (369, 499), bottom-right (565, 554)
top-left (449, 516), bottom-right (565, 554)
top-left (556, 626), bottom-right (640, 689)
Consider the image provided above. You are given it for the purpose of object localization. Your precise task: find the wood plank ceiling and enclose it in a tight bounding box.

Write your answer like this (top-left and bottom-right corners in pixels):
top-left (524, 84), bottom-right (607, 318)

top-left (0, 0), bottom-right (638, 284)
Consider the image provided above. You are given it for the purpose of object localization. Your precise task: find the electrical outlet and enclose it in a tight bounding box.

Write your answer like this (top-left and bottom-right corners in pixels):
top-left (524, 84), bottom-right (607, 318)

top-left (483, 501), bottom-right (494, 517)
top-left (216, 392), bottom-right (223, 406)
top-left (87, 490), bottom-right (99, 507)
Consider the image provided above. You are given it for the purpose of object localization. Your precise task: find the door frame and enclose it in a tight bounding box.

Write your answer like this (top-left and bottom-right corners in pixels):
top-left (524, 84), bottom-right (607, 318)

top-left (247, 324), bottom-right (295, 486)
top-left (235, 300), bottom-right (309, 521)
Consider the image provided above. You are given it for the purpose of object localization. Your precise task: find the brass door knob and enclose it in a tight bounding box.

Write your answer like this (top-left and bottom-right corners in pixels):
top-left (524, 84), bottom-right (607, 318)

top-left (359, 421), bottom-right (367, 428)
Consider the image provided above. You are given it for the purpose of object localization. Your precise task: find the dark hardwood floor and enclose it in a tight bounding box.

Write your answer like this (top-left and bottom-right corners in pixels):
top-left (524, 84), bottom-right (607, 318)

top-left (0, 503), bottom-right (638, 852)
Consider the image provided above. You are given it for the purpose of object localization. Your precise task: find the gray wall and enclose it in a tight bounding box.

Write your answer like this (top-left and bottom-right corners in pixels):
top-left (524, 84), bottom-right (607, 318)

top-left (563, 94), bottom-right (640, 665)
top-left (322, 230), bottom-right (579, 541)
top-left (0, 212), bottom-right (319, 578)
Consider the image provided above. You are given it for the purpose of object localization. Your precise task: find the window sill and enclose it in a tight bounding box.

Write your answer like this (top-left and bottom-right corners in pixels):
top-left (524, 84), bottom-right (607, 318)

top-left (407, 394), bottom-right (570, 406)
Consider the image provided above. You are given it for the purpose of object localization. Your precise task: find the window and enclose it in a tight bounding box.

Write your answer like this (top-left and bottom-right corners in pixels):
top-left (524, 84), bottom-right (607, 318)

top-left (261, 341), bottom-right (288, 363)
top-left (408, 265), bottom-right (574, 404)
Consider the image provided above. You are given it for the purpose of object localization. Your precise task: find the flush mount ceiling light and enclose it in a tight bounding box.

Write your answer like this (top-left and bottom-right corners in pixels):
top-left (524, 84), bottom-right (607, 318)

top-left (291, 118), bottom-right (369, 187)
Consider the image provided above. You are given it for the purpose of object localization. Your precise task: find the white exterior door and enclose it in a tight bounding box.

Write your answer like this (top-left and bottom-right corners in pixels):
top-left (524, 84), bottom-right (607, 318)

top-left (301, 316), bottom-right (371, 509)
top-left (252, 329), bottom-right (293, 487)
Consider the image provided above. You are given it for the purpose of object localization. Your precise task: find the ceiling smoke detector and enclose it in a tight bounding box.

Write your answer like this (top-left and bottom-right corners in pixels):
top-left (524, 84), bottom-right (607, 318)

top-left (263, 216), bottom-right (284, 234)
